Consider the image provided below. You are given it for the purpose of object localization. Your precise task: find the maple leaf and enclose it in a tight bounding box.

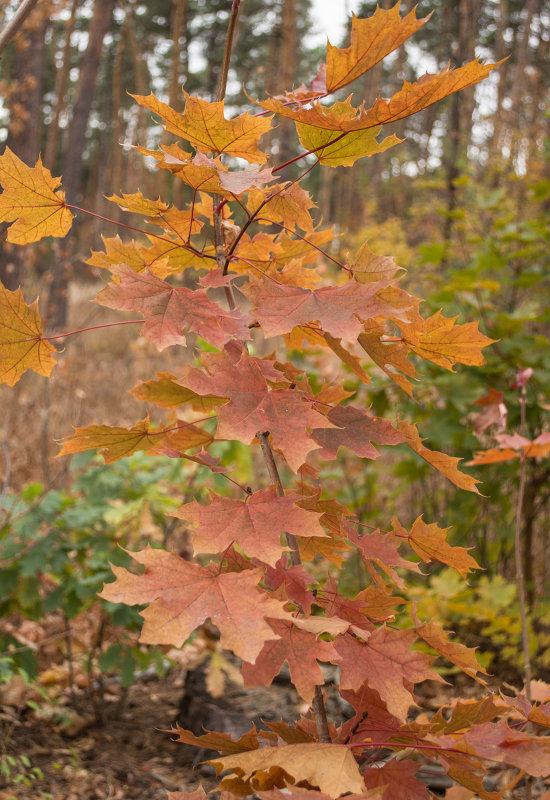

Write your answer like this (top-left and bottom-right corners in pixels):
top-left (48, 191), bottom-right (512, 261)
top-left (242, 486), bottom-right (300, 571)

top-left (107, 190), bottom-right (168, 217)
top-left (392, 516), bottom-right (480, 578)
top-left (210, 743), bottom-right (366, 796)
top-left (263, 557), bottom-right (317, 613)
top-left (358, 320), bottom-right (417, 397)
top-left (177, 346), bottom-right (334, 472)
top-left (349, 241), bottom-right (404, 284)
top-left (130, 372), bottom-right (216, 409)
top-left (169, 725), bottom-right (259, 754)
top-left (243, 275), bottom-right (409, 341)
top-left (99, 546), bottom-right (291, 661)
top-left (362, 759), bottom-right (429, 800)
top-left (335, 627), bottom-right (441, 721)
top-left (256, 60), bottom-right (501, 133)
top-left (468, 432), bottom-right (550, 465)
top-left (0, 148), bottom-right (74, 243)
top-left (132, 91), bottom-right (272, 163)
top-left (337, 684), bottom-right (401, 746)
top-left (312, 405), bottom-right (405, 460)
top-left (0, 283), bottom-right (57, 386)
top-left (325, 5), bottom-right (428, 93)
top-left (297, 107), bottom-right (401, 167)
top-left (399, 311), bottom-right (495, 370)
top-left (397, 419), bottom-right (481, 493)
top-left (247, 184), bottom-right (316, 233)
top-left (343, 522), bottom-right (420, 588)
top-left (460, 720), bottom-right (550, 778)
top-left (57, 417), bottom-right (163, 463)
top-left (95, 268), bottom-right (250, 350)
top-left (87, 235), bottom-right (171, 279)
top-left (415, 619), bottom-right (488, 683)
top-left (172, 486), bottom-right (325, 567)
top-left (242, 618), bottom-right (338, 703)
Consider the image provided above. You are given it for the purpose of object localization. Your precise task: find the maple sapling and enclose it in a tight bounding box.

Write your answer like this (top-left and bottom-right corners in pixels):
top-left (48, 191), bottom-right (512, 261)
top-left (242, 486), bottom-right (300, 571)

top-left (1, 3), bottom-right (550, 798)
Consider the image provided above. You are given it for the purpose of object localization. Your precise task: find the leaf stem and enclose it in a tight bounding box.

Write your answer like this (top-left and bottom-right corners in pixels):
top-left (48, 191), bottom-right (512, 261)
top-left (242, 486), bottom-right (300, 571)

top-left (254, 218), bottom-right (349, 271)
top-left (65, 204), bottom-right (213, 260)
top-left (42, 319), bottom-right (143, 341)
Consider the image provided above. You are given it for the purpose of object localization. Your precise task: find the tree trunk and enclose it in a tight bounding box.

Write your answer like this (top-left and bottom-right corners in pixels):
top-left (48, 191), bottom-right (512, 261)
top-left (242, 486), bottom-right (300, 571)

top-left (0, 3), bottom-right (48, 290)
top-left (46, 0), bottom-right (115, 331)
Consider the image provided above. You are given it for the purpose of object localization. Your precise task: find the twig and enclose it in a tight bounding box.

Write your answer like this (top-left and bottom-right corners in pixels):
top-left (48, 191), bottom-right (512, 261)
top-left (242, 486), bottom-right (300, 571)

top-left (0, 0), bottom-right (41, 56)
top-left (515, 385), bottom-right (532, 703)
top-left (212, 0), bottom-right (241, 309)
top-left (256, 431), bottom-right (331, 742)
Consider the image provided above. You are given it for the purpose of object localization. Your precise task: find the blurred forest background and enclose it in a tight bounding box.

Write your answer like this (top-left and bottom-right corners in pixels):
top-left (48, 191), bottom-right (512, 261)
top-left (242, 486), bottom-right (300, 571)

top-left (1, 0), bottom-right (550, 734)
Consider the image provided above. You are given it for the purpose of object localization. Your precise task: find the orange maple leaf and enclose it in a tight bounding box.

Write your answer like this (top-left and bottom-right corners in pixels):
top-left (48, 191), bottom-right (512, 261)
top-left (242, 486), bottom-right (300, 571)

top-left (325, 4), bottom-right (429, 92)
top-left (393, 515), bottom-right (481, 578)
top-left (399, 310), bottom-right (496, 370)
top-left (415, 619), bottom-right (488, 683)
top-left (397, 419), bottom-right (481, 493)
top-left (99, 546), bottom-right (292, 660)
top-left (256, 59), bottom-right (501, 133)
top-left (0, 283), bottom-right (57, 386)
top-left (132, 91), bottom-right (272, 163)
top-left (0, 147), bottom-right (74, 243)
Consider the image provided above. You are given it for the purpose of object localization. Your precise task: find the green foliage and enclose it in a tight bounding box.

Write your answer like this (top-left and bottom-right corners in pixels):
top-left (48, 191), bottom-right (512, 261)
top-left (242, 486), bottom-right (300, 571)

top-left (0, 452), bottom-right (198, 688)
top-left (409, 568), bottom-right (550, 676)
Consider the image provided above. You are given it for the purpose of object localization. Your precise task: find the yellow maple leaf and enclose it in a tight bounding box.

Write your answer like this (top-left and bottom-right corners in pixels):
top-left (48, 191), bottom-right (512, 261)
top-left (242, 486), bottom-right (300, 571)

top-left (325, 4), bottom-right (429, 92)
top-left (0, 148), bottom-right (74, 244)
top-left (399, 310), bottom-right (496, 370)
top-left (132, 92), bottom-right (272, 163)
top-left (57, 417), bottom-right (164, 463)
top-left (0, 283), bottom-right (57, 386)
top-left (247, 183), bottom-right (315, 232)
top-left (297, 101), bottom-right (401, 166)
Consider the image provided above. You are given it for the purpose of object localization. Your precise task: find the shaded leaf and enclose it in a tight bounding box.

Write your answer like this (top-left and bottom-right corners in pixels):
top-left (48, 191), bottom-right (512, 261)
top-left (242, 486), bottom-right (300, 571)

top-left (57, 417), bottom-right (163, 463)
top-left (242, 619), bottom-right (338, 703)
top-left (415, 619), bottom-right (488, 682)
top-left (312, 405), bottom-right (405, 460)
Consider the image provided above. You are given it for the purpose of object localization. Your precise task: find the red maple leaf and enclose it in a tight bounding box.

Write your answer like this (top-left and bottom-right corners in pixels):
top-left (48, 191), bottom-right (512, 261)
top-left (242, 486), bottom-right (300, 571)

top-left (242, 618), bottom-right (338, 703)
top-left (96, 267), bottom-right (250, 350)
top-left (178, 345), bottom-right (334, 471)
top-left (172, 486), bottom-right (325, 567)
top-left (335, 627), bottom-right (441, 720)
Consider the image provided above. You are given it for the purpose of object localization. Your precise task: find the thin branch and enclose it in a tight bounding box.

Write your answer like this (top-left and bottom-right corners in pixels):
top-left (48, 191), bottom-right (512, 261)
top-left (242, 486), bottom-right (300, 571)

top-left (515, 385), bottom-right (533, 707)
top-left (0, 0), bottom-right (41, 56)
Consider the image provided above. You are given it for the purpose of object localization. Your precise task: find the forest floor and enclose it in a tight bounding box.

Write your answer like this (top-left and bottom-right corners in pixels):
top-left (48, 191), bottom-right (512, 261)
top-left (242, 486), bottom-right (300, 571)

top-left (2, 660), bottom-right (548, 800)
